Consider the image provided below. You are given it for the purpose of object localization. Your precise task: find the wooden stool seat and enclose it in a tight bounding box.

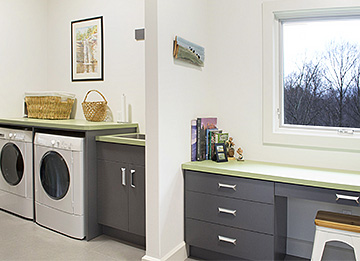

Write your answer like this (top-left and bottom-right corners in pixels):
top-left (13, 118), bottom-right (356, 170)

top-left (315, 210), bottom-right (360, 233)
top-left (311, 210), bottom-right (360, 261)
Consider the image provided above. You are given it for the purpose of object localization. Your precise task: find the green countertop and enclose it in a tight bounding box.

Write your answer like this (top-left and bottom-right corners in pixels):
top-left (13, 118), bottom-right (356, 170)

top-left (0, 118), bottom-right (139, 131)
top-left (182, 160), bottom-right (360, 192)
top-left (96, 133), bottom-right (145, 146)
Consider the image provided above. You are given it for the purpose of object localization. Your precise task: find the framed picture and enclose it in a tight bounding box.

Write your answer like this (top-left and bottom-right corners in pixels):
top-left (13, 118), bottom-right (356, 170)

top-left (214, 143), bottom-right (228, 162)
top-left (71, 16), bottom-right (103, 81)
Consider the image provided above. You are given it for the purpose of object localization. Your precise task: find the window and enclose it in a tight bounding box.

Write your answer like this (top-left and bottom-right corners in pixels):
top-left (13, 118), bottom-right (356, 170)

top-left (282, 18), bottom-right (360, 129)
top-left (263, 0), bottom-right (360, 151)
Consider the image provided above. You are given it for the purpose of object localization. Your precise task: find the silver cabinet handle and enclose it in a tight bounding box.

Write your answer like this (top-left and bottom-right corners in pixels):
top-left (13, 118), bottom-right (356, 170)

top-left (218, 183), bottom-right (237, 191)
top-left (336, 194), bottom-right (359, 204)
top-left (218, 207), bottom-right (237, 216)
top-left (121, 168), bottom-right (126, 186)
top-left (130, 169), bottom-right (136, 188)
top-left (218, 235), bottom-right (236, 245)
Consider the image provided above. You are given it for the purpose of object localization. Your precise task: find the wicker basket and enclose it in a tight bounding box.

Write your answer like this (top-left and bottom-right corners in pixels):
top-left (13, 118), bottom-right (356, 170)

top-left (25, 93), bottom-right (75, 120)
top-left (82, 90), bottom-right (107, 122)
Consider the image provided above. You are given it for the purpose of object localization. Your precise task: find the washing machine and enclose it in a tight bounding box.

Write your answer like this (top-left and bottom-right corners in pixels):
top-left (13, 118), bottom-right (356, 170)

top-left (0, 127), bottom-right (33, 219)
top-left (34, 133), bottom-right (85, 239)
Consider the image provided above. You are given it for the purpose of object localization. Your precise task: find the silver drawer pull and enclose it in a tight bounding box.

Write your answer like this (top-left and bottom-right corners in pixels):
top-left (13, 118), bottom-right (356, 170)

top-left (121, 168), bottom-right (126, 186)
top-left (218, 207), bottom-right (237, 216)
top-left (130, 169), bottom-right (136, 188)
top-left (218, 183), bottom-right (237, 191)
top-left (336, 194), bottom-right (359, 204)
top-left (218, 235), bottom-right (236, 245)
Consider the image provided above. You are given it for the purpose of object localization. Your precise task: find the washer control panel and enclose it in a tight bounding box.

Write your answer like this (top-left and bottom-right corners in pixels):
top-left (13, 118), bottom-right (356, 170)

top-left (0, 128), bottom-right (32, 142)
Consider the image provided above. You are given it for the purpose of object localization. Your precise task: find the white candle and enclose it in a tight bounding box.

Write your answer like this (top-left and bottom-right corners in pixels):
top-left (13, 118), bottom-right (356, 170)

top-left (121, 94), bottom-right (126, 122)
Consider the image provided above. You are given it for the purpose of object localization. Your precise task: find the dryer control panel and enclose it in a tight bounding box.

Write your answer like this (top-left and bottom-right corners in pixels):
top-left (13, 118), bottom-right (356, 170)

top-left (34, 133), bottom-right (84, 151)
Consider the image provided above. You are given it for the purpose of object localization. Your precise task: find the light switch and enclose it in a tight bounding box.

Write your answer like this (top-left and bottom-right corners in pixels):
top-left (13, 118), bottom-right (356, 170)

top-left (135, 28), bottom-right (145, 41)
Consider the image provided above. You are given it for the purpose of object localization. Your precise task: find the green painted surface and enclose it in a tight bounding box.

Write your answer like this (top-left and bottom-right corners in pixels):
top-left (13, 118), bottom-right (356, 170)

top-left (96, 133), bottom-right (145, 146)
top-left (0, 118), bottom-right (139, 131)
top-left (182, 160), bottom-right (360, 192)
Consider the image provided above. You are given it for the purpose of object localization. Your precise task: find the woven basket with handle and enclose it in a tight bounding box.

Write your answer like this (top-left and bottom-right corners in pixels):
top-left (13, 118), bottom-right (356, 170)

top-left (82, 90), bottom-right (107, 122)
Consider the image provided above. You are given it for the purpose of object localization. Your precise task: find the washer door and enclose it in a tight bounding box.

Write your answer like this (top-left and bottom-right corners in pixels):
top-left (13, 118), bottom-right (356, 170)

top-left (0, 142), bottom-right (24, 186)
top-left (40, 151), bottom-right (70, 200)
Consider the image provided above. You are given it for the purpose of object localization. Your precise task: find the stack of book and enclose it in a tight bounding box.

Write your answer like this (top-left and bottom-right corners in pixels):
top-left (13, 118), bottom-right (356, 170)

top-left (191, 117), bottom-right (229, 161)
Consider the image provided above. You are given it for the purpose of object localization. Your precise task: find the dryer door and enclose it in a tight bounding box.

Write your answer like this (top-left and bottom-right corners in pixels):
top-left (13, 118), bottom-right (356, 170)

top-left (35, 147), bottom-right (73, 214)
top-left (40, 151), bottom-right (70, 200)
top-left (0, 142), bottom-right (26, 196)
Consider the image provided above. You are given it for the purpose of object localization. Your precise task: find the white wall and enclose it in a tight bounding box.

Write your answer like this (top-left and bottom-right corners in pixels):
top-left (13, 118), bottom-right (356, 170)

top-left (0, 0), bottom-right (48, 117)
top-left (0, 0), bottom-right (145, 132)
top-left (144, 0), bottom-right (215, 259)
top-left (208, 0), bottom-right (360, 172)
top-left (206, 0), bottom-right (360, 258)
top-left (47, 0), bottom-right (145, 131)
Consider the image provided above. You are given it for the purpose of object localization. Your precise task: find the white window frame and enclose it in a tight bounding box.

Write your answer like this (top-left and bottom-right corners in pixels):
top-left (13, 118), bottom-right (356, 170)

top-left (262, 0), bottom-right (360, 152)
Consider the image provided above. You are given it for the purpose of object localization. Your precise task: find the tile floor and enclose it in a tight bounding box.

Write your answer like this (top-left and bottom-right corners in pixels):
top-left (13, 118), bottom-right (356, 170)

top-left (0, 210), bottom-right (193, 261)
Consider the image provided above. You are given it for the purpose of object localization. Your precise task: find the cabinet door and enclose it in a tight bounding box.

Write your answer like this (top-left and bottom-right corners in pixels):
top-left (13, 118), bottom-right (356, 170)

top-left (128, 164), bottom-right (145, 236)
top-left (97, 159), bottom-right (128, 231)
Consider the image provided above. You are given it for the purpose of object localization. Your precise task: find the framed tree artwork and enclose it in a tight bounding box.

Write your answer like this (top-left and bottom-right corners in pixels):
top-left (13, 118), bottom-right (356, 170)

top-left (71, 16), bottom-right (103, 81)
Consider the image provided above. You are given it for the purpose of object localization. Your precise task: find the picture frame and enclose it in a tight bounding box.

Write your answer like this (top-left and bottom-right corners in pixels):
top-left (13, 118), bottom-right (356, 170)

top-left (214, 143), bottom-right (228, 162)
top-left (71, 16), bottom-right (103, 81)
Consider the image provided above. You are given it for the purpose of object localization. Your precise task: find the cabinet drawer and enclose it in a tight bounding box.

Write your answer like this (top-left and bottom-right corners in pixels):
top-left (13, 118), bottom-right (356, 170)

top-left (276, 182), bottom-right (360, 207)
top-left (97, 142), bottom-right (145, 166)
top-left (186, 191), bottom-right (274, 235)
top-left (185, 170), bottom-right (274, 204)
top-left (186, 218), bottom-right (274, 261)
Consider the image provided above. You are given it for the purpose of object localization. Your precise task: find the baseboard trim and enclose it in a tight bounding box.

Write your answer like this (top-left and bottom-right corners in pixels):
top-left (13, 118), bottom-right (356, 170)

top-left (142, 241), bottom-right (187, 261)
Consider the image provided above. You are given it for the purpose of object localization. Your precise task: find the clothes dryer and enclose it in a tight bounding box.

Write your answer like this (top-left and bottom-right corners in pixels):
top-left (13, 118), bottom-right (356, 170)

top-left (0, 128), bottom-right (33, 219)
top-left (34, 133), bottom-right (85, 239)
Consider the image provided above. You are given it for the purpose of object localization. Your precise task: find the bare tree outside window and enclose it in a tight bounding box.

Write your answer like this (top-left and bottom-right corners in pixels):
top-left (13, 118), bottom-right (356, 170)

top-left (282, 19), bottom-right (360, 129)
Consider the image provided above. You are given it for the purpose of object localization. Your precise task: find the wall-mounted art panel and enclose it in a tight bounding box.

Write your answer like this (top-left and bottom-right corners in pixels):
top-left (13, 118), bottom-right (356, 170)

top-left (173, 36), bottom-right (204, 67)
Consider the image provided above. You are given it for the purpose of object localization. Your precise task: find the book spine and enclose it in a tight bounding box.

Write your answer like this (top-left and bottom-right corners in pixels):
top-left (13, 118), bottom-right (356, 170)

top-left (196, 118), bottom-right (201, 161)
top-left (206, 129), bottom-right (210, 160)
top-left (210, 131), bottom-right (215, 160)
top-left (207, 129), bottom-right (216, 160)
top-left (191, 120), bottom-right (197, 161)
top-left (198, 118), bottom-right (207, 161)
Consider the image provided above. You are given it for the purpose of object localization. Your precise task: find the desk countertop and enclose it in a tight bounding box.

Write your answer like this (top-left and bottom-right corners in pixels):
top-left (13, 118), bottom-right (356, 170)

top-left (182, 160), bottom-right (360, 192)
top-left (0, 118), bottom-right (139, 131)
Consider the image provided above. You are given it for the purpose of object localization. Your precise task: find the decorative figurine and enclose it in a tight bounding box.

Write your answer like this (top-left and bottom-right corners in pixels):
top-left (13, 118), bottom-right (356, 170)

top-left (236, 147), bottom-right (244, 161)
top-left (225, 137), bottom-right (235, 158)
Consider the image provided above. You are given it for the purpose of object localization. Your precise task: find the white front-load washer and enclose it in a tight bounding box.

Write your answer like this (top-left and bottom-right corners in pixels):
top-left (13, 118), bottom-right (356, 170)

top-left (34, 133), bottom-right (85, 239)
top-left (0, 128), bottom-right (33, 219)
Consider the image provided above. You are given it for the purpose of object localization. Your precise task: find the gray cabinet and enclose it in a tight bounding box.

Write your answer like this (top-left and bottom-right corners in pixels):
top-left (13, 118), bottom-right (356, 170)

top-left (97, 142), bottom-right (145, 239)
top-left (184, 170), bottom-right (286, 260)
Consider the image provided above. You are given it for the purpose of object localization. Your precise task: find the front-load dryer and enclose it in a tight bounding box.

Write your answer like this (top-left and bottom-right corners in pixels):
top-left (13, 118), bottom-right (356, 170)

top-left (34, 133), bottom-right (85, 239)
top-left (0, 128), bottom-right (33, 219)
